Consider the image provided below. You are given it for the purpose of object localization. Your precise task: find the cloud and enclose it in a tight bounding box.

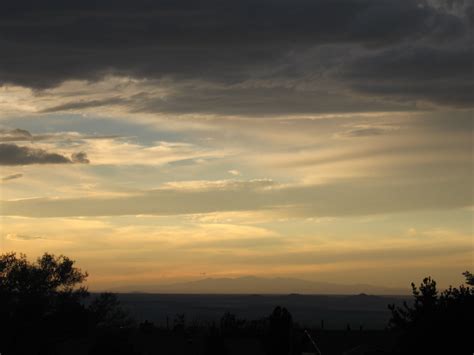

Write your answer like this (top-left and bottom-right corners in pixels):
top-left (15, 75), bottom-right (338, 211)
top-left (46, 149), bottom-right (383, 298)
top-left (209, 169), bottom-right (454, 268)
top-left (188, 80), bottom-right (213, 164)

top-left (3, 78), bottom-right (417, 118)
top-left (212, 242), bottom-right (472, 266)
top-left (71, 151), bottom-right (90, 164)
top-left (0, 128), bottom-right (33, 141)
top-left (1, 173), bottom-right (23, 181)
top-left (228, 170), bottom-right (241, 176)
top-left (0, 0), bottom-right (470, 110)
top-left (0, 128), bottom-right (120, 142)
top-left (39, 97), bottom-right (127, 113)
top-left (340, 46), bottom-right (474, 107)
top-left (4, 233), bottom-right (43, 241)
top-left (1, 177), bottom-right (470, 218)
top-left (0, 143), bottom-right (90, 165)
top-left (337, 124), bottom-right (400, 138)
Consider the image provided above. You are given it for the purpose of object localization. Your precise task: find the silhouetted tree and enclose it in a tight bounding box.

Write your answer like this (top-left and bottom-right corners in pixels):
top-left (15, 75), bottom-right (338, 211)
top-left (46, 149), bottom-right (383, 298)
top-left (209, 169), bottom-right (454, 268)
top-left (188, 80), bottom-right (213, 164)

top-left (205, 324), bottom-right (228, 355)
top-left (87, 294), bottom-right (136, 355)
top-left (220, 312), bottom-right (237, 333)
top-left (220, 311), bottom-right (247, 336)
top-left (89, 292), bottom-right (134, 329)
top-left (0, 252), bottom-right (88, 304)
top-left (388, 271), bottom-right (473, 354)
top-left (266, 306), bottom-right (293, 355)
top-left (88, 329), bottom-right (140, 355)
top-left (173, 313), bottom-right (186, 332)
top-left (0, 252), bottom-right (90, 354)
top-left (463, 270), bottom-right (474, 286)
top-left (138, 320), bottom-right (155, 334)
top-left (0, 252), bottom-right (134, 355)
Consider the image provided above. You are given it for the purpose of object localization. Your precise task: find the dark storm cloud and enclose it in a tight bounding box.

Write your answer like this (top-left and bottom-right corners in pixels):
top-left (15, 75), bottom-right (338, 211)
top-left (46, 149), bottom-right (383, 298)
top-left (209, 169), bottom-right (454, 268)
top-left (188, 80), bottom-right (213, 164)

top-left (0, 143), bottom-right (89, 165)
top-left (127, 84), bottom-right (417, 116)
top-left (340, 45), bottom-right (474, 107)
top-left (344, 46), bottom-right (472, 81)
top-left (0, 0), bottom-right (472, 108)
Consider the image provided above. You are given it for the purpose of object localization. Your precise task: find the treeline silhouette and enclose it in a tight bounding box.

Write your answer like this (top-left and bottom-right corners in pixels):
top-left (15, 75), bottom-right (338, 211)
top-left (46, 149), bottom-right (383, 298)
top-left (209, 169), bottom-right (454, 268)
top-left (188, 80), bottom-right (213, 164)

top-left (1, 252), bottom-right (472, 355)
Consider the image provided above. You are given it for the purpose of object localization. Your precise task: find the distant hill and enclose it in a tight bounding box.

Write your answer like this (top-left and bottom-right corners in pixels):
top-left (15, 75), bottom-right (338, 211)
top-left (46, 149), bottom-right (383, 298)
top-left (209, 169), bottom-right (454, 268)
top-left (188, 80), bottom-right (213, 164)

top-left (107, 276), bottom-right (407, 295)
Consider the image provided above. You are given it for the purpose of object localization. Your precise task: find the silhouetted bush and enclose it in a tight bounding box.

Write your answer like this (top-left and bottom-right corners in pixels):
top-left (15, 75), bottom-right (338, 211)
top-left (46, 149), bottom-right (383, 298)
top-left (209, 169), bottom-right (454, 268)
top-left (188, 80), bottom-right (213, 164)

top-left (388, 271), bottom-right (473, 354)
top-left (266, 306), bottom-right (293, 355)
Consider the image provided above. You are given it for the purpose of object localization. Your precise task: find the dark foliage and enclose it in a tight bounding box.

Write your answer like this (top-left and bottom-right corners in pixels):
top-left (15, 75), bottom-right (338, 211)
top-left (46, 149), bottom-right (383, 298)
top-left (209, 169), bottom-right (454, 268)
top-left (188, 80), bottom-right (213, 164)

top-left (0, 253), bottom-right (89, 354)
top-left (0, 252), bottom-right (131, 355)
top-left (88, 292), bottom-right (134, 329)
top-left (388, 271), bottom-right (474, 354)
top-left (266, 306), bottom-right (293, 355)
top-left (2, 251), bottom-right (472, 355)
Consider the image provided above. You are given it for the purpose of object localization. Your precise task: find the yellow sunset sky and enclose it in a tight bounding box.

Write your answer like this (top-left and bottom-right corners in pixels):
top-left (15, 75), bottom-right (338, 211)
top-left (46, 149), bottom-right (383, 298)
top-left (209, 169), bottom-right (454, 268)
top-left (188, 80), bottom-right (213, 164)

top-left (1, 0), bottom-right (472, 291)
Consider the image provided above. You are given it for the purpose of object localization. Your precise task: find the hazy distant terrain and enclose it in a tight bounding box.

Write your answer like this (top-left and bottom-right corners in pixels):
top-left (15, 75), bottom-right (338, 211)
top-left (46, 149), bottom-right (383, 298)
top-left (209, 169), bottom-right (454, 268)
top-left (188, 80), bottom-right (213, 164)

top-left (107, 277), bottom-right (409, 330)
top-left (114, 293), bottom-right (409, 330)
top-left (109, 276), bottom-right (407, 295)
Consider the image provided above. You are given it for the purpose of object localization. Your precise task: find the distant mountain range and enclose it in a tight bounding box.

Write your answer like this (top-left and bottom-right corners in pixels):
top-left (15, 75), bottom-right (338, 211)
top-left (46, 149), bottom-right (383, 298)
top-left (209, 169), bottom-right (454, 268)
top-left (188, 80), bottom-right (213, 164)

top-left (108, 276), bottom-right (407, 295)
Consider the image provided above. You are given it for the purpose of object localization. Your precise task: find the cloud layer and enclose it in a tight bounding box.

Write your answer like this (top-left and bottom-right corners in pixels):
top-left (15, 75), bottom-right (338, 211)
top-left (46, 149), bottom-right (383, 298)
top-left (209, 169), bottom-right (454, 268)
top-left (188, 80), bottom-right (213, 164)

top-left (0, 0), bottom-right (472, 290)
top-left (1, 173), bottom-right (23, 181)
top-left (0, 143), bottom-right (89, 165)
top-left (0, 0), bottom-right (472, 112)
top-left (2, 177), bottom-right (471, 217)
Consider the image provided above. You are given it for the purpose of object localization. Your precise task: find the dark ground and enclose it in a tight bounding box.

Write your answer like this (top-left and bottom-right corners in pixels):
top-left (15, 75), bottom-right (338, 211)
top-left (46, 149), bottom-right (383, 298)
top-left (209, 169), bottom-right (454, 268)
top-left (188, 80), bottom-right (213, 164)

top-left (113, 293), bottom-right (409, 330)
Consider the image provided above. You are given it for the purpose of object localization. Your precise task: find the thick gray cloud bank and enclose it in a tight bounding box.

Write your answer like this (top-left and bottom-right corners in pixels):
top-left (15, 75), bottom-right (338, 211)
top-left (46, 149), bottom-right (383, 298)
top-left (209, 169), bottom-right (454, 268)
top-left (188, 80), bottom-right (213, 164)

top-left (0, 0), bottom-right (472, 111)
top-left (0, 143), bottom-right (89, 165)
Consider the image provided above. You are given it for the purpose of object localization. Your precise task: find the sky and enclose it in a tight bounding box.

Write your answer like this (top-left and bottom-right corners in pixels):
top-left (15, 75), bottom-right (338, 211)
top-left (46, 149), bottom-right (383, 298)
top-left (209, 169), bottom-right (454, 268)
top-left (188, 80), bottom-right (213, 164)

top-left (0, 0), bottom-right (472, 291)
